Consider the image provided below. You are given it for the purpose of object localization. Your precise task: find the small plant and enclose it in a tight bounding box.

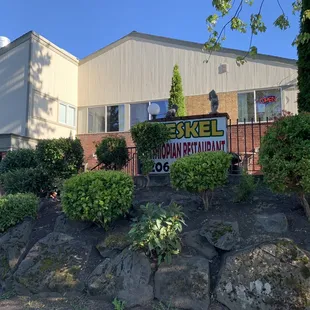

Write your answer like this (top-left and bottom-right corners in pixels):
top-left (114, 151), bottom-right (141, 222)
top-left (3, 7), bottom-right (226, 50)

top-left (62, 171), bottom-right (134, 228)
top-left (129, 203), bottom-right (185, 264)
top-left (0, 193), bottom-right (38, 232)
top-left (259, 113), bottom-right (310, 220)
top-left (36, 137), bottom-right (84, 179)
top-left (168, 64), bottom-right (186, 116)
top-left (234, 170), bottom-right (258, 202)
top-left (0, 148), bottom-right (37, 174)
top-left (131, 122), bottom-right (170, 177)
top-left (0, 167), bottom-right (53, 195)
top-left (112, 298), bottom-right (125, 310)
top-left (153, 302), bottom-right (176, 310)
top-left (95, 137), bottom-right (129, 170)
top-left (170, 151), bottom-right (232, 209)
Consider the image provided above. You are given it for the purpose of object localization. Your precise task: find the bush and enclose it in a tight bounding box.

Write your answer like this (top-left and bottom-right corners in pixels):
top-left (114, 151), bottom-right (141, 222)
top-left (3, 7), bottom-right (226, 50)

top-left (259, 113), bottom-right (310, 219)
top-left (0, 193), bottom-right (38, 232)
top-left (170, 151), bottom-right (232, 209)
top-left (131, 122), bottom-right (171, 175)
top-left (234, 170), bottom-right (258, 202)
top-left (62, 170), bottom-right (134, 227)
top-left (0, 149), bottom-right (37, 174)
top-left (36, 138), bottom-right (84, 179)
top-left (129, 203), bottom-right (185, 264)
top-left (95, 137), bottom-right (129, 170)
top-left (0, 168), bottom-right (53, 195)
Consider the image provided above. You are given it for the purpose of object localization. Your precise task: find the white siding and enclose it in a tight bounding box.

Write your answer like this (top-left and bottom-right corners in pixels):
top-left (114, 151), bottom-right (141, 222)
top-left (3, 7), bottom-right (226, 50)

top-left (0, 40), bottom-right (30, 135)
top-left (28, 35), bottom-right (79, 139)
top-left (78, 38), bottom-right (298, 107)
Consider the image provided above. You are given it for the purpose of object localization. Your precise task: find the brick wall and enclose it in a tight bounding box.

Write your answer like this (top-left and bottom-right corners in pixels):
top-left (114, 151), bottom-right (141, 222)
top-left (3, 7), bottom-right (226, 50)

top-left (185, 91), bottom-right (238, 123)
top-left (78, 132), bottom-right (135, 169)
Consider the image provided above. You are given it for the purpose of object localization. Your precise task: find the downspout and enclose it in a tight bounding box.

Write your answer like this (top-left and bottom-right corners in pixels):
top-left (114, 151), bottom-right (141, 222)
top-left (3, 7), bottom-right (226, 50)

top-left (25, 34), bottom-right (33, 137)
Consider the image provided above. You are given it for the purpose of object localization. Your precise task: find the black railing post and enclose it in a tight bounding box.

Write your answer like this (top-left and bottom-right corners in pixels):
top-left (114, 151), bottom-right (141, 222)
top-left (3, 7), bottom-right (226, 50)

top-left (244, 118), bottom-right (247, 172)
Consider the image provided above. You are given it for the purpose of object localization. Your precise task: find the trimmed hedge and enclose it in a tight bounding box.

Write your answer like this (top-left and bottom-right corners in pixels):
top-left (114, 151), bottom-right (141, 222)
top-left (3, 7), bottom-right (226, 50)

top-left (62, 170), bottom-right (134, 227)
top-left (95, 137), bottom-right (129, 170)
top-left (36, 138), bottom-right (84, 179)
top-left (0, 193), bottom-right (38, 232)
top-left (0, 149), bottom-right (37, 174)
top-left (0, 168), bottom-right (53, 195)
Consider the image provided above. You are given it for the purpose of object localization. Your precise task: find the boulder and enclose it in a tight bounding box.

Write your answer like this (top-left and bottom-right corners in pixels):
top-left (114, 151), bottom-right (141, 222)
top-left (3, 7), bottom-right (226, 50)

top-left (255, 213), bottom-right (288, 233)
top-left (216, 239), bottom-right (310, 310)
top-left (154, 255), bottom-right (210, 310)
top-left (183, 230), bottom-right (217, 260)
top-left (87, 248), bottom-right (153, 308)
top-left (200, 220), bottom-right (239, 251)
top-left (13, 232), bottom-right (91, 295)
top-left (0, 219), bottom-right (34, 283)
top-left (96, 232), bottom-right (131, 258)
top-left (53, 213), bottom-right (92, 235)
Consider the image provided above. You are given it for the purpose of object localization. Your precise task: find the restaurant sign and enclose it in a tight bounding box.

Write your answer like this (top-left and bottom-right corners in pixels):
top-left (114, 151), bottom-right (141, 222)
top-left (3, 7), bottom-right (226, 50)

top-left (151, 116), bottom-right (228, 174)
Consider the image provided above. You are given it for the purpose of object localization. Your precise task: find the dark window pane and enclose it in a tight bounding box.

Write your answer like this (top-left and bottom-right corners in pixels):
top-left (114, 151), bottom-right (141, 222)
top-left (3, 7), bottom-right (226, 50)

top-left (238, 93), bottom-right (255, 122)
top-left (107, 105), bottom-right (124, 132)
top-left (130, 103), bottom-right (149, 127)
top-left (88, 107), bottom-right (105, 133)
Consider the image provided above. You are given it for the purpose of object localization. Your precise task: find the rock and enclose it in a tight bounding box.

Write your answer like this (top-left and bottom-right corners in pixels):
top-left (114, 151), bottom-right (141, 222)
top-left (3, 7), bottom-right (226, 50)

top-left (200, 220), bottom-right (239, 251)
top-left (183, 230), bottom-right (217, 260)
top-left (96, 232), bottom-right (131, 258)
top-left (255, 213), bottom-right (288, 233)
top-left (87, 248), bottom-right (153, 307)
top-left (154, 255), bottom-right (210, 310)
top-left (0, 219), bottom-right (34, 283)
top-left (216, 239), bottom-right (310, 310)
top-left (13, 232), bottom-right (91, 295)
top-left (170, 194), bottom-right (202, 210)
top-left (209, 302), bottom-right (230, 310)
top-left (53, 213), bottom-right (92, 235)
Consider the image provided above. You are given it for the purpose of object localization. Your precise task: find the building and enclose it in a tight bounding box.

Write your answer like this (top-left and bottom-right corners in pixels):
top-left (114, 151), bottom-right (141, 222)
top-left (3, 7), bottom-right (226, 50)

top-left (0, 30), bottom-right (298, 166)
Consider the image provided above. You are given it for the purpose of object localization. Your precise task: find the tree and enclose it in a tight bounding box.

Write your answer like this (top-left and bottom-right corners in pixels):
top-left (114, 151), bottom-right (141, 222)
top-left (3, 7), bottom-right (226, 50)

top-left (168, 64), bottom-right (186, 116)
top-left (205, 0), bottom-right (310, 112)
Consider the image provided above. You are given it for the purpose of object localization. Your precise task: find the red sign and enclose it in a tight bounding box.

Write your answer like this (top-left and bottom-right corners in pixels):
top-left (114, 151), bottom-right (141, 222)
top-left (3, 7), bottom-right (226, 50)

top-left (257, 96), bottom-right (277, 104)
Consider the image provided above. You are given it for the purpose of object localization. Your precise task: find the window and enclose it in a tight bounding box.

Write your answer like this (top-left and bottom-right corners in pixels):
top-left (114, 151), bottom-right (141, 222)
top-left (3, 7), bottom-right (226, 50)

top-left (59, 103), bottom-right (76, 127)
top-left (88, 107), bottom-right (105, 133)
top-left (107, 105), bottom-right (125, 132)
top-left (151, 100), bottom-right (168, 119)
top-left (238, 88), bottom-right (282, 122)
top-left (130, 103), bottom-right (149, 127)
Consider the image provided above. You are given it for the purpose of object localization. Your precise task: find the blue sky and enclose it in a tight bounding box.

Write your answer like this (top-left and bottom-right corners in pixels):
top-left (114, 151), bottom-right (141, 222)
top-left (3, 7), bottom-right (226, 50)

top-left (0, 0), bottom-right (299, 60)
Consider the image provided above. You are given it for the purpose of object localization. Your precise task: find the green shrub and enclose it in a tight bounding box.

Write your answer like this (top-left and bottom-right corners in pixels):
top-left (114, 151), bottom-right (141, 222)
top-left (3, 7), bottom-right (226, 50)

top-left (0, 168), bottom-right (53, 195)
top-left (129, 203), bottom-right (185, 264)
top-left (36, 138), bottom-right (84, 179)
top-left (0, 193), bottom-right (38, 232)
top-left (62, 171), bottom-right (134, 227)
top-left (234, 170), bottom-right (258, 202)
top-left (131, 122), bottom-right (171, 176)
top-left (170, 151), bottom-right (232, 209)
top-left (95, 137), bottom-right (129, 170)
top-left (259, 113), bottom-right (310, 219)
top-left (0, 149), bottom-right (37, 174)
top-left (112, 298), bottom-right (125, 310)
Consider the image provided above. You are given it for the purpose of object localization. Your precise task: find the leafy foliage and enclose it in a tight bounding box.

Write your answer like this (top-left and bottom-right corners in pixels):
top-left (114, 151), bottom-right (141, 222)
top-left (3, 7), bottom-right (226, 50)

top-left (205, 1), bottom-right (303, 65)
top-left (0, 193), bottom-right (38, 232)
top-left (168, 64), bottom-right (186, 116)
top-left (0, 149), bottom-right (37, 174)
top-left (112, 298), bottom-right (125, 310)
top-left (62, 171), bottom-right (134, 228)
top-left (36, 138), bottom-right (84, 179)
top-left (129, 203), bottom-right (185, 264)
top-left (131, 122), bottom-right (171, 175)
top-left (259, 113), bottom-right (310, 218)
top-left (170, 151), bottom-right (232, 209)
top-left (234, 170), bottom-right (258, 202)
top-left (95, 137), bottom-right (129, 170)
top-left (0, 168), bottom-right (53, 195)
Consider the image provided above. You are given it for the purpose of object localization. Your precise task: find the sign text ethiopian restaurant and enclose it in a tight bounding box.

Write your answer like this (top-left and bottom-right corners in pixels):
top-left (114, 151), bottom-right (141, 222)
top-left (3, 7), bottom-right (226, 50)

top-left (151, 116), bottom-right (228, 174)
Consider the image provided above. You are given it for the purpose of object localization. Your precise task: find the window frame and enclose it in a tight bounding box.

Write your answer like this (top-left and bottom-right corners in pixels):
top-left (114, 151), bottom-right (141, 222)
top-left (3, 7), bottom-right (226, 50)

top-left (237, 87), bottom-right (282, 123)
top-left (58, 102), bottom-right (76, 127)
